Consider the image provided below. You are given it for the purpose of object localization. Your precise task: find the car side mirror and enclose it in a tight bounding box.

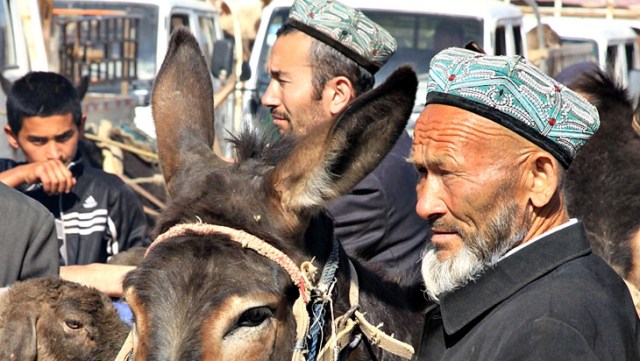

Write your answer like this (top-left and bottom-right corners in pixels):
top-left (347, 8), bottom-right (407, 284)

top-left (210, 39), bottom-right (234, 79)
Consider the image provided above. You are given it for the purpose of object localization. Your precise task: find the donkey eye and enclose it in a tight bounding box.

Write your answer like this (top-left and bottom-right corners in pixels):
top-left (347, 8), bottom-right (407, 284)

top-left (237, 307), bottom-right (273, 328)
top-left (65, 319), bottom-right (84, 330)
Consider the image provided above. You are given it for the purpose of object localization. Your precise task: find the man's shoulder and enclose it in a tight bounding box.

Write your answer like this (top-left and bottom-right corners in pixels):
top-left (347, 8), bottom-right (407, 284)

top-left (498, 253), bottom-right (635, 327)
top-left (0, 182), bottom-right (52, 220)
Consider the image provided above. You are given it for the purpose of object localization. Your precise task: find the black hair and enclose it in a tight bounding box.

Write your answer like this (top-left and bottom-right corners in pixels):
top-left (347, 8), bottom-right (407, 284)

top-left (276, 23), bottom-right (374, 99)
top-left (6, 72), bottom-right (83, 134)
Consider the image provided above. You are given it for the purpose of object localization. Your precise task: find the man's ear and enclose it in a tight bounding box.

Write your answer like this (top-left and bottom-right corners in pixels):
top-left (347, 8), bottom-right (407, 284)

top-left (324, 76), bottom-right (354, 116)
top-left (526, 151), bottom-right (561, 208)
top-left (4, 125), bottom-right (19, 150)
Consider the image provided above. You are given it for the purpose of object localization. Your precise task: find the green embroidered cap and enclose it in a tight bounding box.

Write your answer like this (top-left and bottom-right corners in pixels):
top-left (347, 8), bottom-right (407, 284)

top-left (287, 0), bottom-right (396, 73)
top-left (425, 47), bottom-right (600, 168)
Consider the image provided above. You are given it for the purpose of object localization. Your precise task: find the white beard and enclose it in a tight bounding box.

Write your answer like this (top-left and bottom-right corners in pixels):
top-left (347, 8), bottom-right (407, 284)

top-left (421, 241), bottom-right (487, 302)
top-left (421, 202), bottom-right (528, 302)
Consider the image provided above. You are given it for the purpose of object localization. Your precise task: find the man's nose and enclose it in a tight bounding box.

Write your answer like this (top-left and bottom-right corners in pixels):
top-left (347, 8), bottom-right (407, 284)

top-left (45, 142), bottom-right (62, 161)
top-left (416, 176), bottom-right (447, 220)
top-left (261, 81), bottom-right (280, 108)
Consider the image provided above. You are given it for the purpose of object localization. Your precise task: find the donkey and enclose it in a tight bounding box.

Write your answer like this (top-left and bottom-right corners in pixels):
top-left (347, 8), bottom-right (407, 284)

top-left (121, 28), bottom-right (425, 360)
top-left (562, 67), bottom-right (640, 300)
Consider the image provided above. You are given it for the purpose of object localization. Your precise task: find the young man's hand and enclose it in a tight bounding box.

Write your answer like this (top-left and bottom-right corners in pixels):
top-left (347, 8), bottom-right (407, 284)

top-left (0, 160), bottom-right (76, 195)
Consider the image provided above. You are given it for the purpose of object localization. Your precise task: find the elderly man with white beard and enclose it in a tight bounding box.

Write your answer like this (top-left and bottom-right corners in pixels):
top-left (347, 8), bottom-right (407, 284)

top-left (410, 47), bottom-right (640, 360)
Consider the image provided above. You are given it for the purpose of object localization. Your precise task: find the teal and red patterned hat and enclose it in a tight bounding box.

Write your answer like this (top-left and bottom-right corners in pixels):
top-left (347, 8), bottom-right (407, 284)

top-left (287, 0), bottom-right (396, 74)
top-left (425, 47), bottom-right (600, 168)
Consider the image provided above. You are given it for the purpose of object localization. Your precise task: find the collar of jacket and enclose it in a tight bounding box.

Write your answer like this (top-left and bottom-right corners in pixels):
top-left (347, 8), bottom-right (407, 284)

top-left (438, 221), bottom-right (591, 335)
top-left (69, 156), bottom-right (85, 177)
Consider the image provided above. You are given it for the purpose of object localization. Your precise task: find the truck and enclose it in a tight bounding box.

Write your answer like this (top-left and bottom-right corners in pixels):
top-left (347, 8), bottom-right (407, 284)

top-left (241, 0), bottom-right (527, 134)
top-left (0, 0), bottom-right (145, 159)
top-left (524, 15), bottom-right (640, 102)
top-left (52, 0), bottom-right (235, 148)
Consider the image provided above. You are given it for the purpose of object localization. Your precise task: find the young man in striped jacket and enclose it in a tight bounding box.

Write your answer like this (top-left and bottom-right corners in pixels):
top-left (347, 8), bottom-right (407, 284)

top-left (0, 71), bottom-right (149, 296)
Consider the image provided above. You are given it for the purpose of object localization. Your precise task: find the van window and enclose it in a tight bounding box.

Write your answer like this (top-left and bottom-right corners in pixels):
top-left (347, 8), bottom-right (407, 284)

top-left (170, 14), bottom-right (189, 34)
top-left (625, 42), bottom-right (635, 71)
top-left (495, 26), bottom-right (506, 55)
top-left (365, 13), bottom-right (482, 81)
top-left (606, 45), bottom-right (618, 76)
top-left (514, 25), bottom-right (523, 55)
top-left (0, 0), bottom-right (17, 69)
top-left (560, 38), bottom-right (599, 62)
top-left (197, 14), bottom-right (218, 69)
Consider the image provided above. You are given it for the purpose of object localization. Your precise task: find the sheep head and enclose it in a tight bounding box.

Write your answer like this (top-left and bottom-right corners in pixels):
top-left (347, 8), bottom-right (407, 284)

top-left (0, 276), bottom-right (129, 361)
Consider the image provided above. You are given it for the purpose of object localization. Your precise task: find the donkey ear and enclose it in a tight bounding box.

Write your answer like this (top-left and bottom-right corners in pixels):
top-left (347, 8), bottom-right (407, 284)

top-left (271, 66), bottom-right (417, 211)
top-left (151, 28), bottom-right (224, 194)
top-left (0, 310), bottom-right (37, 360)
top-left (76, 74), bottom-right (90, 101)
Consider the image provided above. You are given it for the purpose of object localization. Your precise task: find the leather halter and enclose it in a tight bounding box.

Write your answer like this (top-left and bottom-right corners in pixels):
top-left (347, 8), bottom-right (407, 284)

top-left (117, 222), bottom-right (414, 361)
top-left (147, 223), bottom-right (310, 303)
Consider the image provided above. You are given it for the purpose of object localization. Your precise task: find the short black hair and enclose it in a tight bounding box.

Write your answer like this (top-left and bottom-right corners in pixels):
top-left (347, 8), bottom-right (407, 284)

top-left (6, 72), bottom-right (83, 134)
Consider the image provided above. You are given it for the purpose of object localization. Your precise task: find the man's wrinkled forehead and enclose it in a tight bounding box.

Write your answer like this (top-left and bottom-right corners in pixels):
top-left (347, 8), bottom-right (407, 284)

top-left (266, 32), bottom-right (313, 73)
top-left (411, 103), bottom-right (527, 168)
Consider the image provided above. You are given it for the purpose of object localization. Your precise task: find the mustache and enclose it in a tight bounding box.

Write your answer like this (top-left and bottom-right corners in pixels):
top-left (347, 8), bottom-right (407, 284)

top-left (270, 109), bottom-right (290, 120)
top-left (429, 218), bottom-right (464, 235)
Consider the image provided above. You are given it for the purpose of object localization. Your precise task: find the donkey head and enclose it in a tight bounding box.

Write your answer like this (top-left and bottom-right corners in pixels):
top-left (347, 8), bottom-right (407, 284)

top-left (123, 28), bottom-right (417, 360)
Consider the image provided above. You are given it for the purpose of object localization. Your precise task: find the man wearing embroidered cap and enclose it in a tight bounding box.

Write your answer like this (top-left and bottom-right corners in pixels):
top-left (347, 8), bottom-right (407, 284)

top-left (261, 0), bottom-right (430, 285)
top-left (411, 48), bottom-right (640, 359)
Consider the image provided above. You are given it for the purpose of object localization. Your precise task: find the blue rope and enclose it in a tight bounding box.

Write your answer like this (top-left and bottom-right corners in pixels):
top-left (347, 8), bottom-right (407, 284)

top-left (306, 236), bottom-right (340, 361)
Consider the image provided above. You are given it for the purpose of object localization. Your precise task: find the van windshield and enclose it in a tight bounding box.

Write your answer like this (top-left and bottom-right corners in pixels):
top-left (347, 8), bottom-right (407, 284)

top-left (255, 7), bottom-right (483, 96)
top-left (53, 1), bottom-right (159, 92)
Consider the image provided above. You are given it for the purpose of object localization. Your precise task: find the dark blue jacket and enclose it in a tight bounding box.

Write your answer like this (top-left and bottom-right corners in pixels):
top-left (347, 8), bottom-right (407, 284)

top-left (418, 221), bottom-right (640, 360)
top-left (326, 131), bottom-right (430, 285)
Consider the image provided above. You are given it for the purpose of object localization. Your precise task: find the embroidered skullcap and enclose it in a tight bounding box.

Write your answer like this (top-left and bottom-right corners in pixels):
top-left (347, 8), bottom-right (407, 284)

top-left (425, 47), bottom-right (600, 168)
top-left (286, 0), bottom-right (396, 74)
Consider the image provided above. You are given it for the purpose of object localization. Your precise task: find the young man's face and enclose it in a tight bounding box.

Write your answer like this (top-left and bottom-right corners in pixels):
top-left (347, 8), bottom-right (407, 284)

top-left (261, 31), bottom-right (330, 137)
top-left (5, 113), bottom-right (83, 165)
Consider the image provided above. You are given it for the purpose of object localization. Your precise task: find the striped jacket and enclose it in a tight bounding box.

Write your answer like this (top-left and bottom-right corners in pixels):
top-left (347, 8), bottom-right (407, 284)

top-left (0, 158), bottom-right (150, 265)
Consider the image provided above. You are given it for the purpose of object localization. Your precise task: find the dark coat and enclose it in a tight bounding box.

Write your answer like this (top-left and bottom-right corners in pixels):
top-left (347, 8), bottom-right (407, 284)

top-left (0, 182), bottom-right (59, 286)
top-left (326, 131), bottom-right (430, 284)
top-left (418, 221), bottom-right (640, 361)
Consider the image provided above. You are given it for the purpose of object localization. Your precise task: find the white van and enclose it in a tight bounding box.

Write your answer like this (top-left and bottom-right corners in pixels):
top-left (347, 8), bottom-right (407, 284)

top-left (53, 0), bottom-right (229, 139)
top-left (241, 0), bottom-right (526, 133)
top-left (525, 16), bottom-right (640, 90)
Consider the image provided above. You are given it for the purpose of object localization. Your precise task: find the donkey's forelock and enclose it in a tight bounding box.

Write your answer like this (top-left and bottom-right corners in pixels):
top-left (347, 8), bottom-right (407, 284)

top-left (228, 126), bottom-right (300, 166)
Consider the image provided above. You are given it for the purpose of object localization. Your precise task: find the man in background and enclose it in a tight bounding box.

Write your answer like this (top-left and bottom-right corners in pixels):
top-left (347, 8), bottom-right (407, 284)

top-left (261, 0), bottom-right (430, 284)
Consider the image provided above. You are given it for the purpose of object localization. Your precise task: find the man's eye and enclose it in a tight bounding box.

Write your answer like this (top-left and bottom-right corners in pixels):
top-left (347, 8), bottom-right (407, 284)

top-left (415, 165), bottom-right (428, 175)
top-left (55, 132), bottom-right (74, 143)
